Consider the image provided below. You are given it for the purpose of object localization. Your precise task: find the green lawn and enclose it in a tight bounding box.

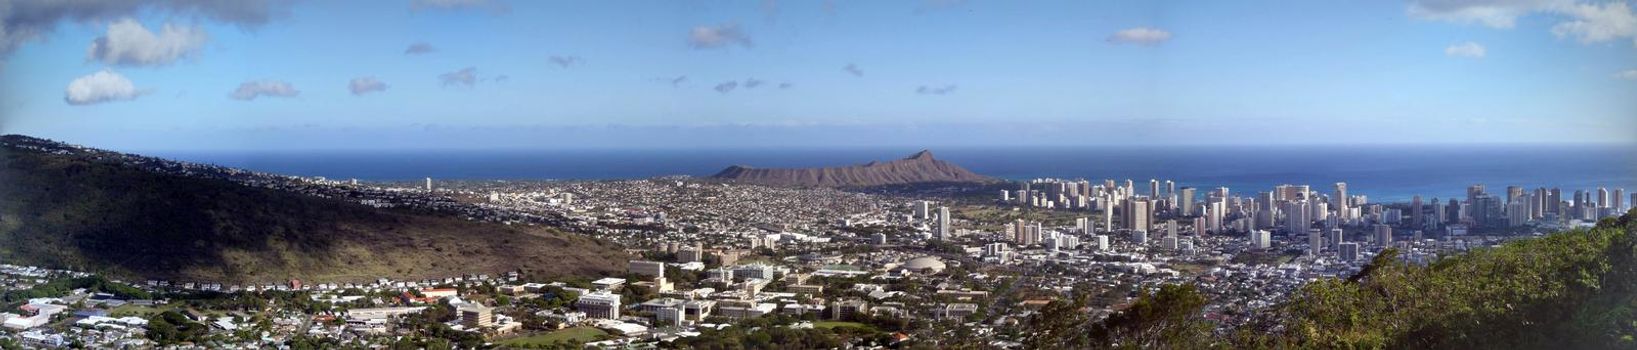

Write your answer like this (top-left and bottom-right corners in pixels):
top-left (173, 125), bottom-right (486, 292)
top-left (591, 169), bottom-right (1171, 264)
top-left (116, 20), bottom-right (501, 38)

top-left (108, 304), bottom-right (169, 318)
top-left (811, 321), bottom-right (874, 331)
top-left (496, 326), bottom-right (609, 346)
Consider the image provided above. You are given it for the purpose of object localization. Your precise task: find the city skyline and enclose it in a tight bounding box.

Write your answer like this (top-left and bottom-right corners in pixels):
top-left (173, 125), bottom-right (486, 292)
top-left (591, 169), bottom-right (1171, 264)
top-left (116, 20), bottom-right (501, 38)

top-left (1, 0), bottom-right (1636, 151)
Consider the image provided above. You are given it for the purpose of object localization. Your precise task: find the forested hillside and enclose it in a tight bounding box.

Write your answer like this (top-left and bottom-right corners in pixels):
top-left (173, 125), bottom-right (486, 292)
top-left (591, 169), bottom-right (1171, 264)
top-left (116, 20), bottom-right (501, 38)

top-left (1024, 209), bottom-right (1637, 349)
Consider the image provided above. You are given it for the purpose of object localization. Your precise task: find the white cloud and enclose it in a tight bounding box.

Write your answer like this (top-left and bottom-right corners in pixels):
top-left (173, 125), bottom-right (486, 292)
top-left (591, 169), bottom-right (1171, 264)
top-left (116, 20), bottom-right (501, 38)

top-left (349, 77), bottom-right (388, 95)
top-left (743, 78), bottom-right (765, 88)
top-left (843, 63), bottom-right (863, 77)
top-left (64, 70), bottom-right (145, 105)
top-left (1551, 1), bottom-right (1637, 44)
top-left (1406, 0), bottom-right (1566, 28)
top-left (548, 55), bottom-right (581, 68)
top-left (404, 42), bottom-right (436, 55)
top-left (916, 84), bottom-right (957, 95)
top-left (1107, 27), bottom-right (1172, 45)
top-left (0, 0), bottom-right (289, 62)
top-left (689, 23), bottom-right (753, 49)
top-left (1408, 0), bottom-right (1636, 46)
top-left (714, 81), bottom-right (738, 93)
top-left (411, 0), bottom-right (509, 13)
top-left (1615, 69), bottom-right (1637, 80)
top-left (230, 80), bottom-right (299, 100)
top-left (1445, 42), bottom-right (1488, 58)
top-left (86, 18), bottom-right (207, 67)
top-left (439, 67), bottom-right (478, 87)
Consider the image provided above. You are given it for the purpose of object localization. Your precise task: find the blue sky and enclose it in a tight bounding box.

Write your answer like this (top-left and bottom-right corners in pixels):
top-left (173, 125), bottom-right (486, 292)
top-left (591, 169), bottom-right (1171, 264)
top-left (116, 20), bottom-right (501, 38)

top-left (1, 0), bottom-right (1634, 150)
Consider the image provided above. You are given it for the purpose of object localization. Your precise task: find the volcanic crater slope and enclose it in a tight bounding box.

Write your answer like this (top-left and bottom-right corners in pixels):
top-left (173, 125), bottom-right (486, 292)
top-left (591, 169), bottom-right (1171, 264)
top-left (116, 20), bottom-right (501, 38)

top-left (710, 150), bottom-right (992, 187)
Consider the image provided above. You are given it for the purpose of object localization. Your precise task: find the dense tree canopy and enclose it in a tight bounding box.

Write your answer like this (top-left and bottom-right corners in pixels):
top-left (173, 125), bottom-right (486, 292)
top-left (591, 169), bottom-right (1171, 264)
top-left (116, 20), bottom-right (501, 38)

top-left (1025, 209), bottom-right (1637, 349)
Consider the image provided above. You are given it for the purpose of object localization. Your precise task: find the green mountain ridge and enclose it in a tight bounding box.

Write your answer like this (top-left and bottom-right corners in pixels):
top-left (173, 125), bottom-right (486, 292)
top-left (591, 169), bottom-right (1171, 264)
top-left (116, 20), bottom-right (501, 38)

top-left (0, 135), bottom-right (629, 283)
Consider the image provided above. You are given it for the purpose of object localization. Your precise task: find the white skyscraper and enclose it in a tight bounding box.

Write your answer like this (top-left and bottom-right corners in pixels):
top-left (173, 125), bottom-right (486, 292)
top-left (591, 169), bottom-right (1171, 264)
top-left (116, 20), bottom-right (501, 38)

top-left (1333, 182), bottom-right (1349, 220)
top-left (425, 177), bottom-right (433, 191)
top-left (936, 206), bottom-right (951, 239)
top-left (1284, 200), bottom-right (1311, 233)
top-left (1250, 230), bottom-right (1271, 249)
top-left (1179, 187), bottom-right (1197, 216)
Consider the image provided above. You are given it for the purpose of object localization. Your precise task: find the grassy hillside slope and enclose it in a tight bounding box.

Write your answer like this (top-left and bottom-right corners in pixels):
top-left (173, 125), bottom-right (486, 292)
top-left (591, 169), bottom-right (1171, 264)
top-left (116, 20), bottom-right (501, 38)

top-left (0, 138), bottom-right (628, 283)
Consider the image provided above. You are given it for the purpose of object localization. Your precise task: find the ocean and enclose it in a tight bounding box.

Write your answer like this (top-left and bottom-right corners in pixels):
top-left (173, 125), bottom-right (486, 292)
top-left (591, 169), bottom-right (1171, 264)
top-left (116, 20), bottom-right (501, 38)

top-left (149, 144), bottom-right (1637, 203)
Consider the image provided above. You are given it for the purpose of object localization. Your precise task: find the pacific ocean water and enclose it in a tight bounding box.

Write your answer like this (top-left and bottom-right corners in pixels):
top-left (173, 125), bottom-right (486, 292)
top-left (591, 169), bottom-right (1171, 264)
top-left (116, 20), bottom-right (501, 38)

top-left (150, 145), bottom-right (1637, 203)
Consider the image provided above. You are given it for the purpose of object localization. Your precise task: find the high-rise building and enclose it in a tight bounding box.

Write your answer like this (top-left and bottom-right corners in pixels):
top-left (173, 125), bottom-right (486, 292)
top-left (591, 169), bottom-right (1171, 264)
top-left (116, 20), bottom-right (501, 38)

top-left (1550, 188), bottom-right (1563, 217)
top-left (914, 200), bottom-right (930, 220)
top-left (1283, 200), bottom-right (1311, 233)
top-left (1101, 200), bottom-right (1115, 232)
top-left (1308, 228), bottom-right (1323, 256)
top-left (1506, 186), bottom-right (1524, 205)
top-left (1333, 183), bottom-right (1349, 220)
top-left (1094, 235), bottom-right (1110, 251)
top-left (1429, 197), bottom-right (1445, 227)
top-left (1507, 199), bottom-right (1530, 227)
top-left (1411, 195), bottom-right (1423, 229)
top-left (1598, 188), bottom-right (1610, 208)
top-left (1179, 187), bottom-right (1197, 216)
top-left (1472, 194), bottom-right (1500, 227)
top-left (1012, 219), bottom-right (1028, 244)
top-left (1132, 230), bottom-right (1148, 245)
top-left (1339, 242), bottom-right (1360, 262)
top-left (1150, 179), bottom-right (1160, 198)
top-left (1164, 180), bottom-right (1176, 196)
top-left (1208, 200), bottom-right (1226, 234)
top-left (1250, 230), bottom-right (1271, 249)
top-left (1531, 188), bottom-right (1548, 219)
top-left (1124, 198), bottom-right (1152, 232)
top-left (936, 206), bottom-right (951, 240)
top-left (1373, 224), bottom-right (1393, 245)
top-left (1328, 228), bottom-right (1343, 251)
top-left (1614, 188), bottom-right (1625, 211)
top-left (425, 177), bottom-right (433, 191)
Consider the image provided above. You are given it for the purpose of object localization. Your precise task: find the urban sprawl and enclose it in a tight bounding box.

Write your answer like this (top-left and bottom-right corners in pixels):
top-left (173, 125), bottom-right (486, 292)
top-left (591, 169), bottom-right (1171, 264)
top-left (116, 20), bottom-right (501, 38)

top-left (1, 140), bottom-right (1631, 349)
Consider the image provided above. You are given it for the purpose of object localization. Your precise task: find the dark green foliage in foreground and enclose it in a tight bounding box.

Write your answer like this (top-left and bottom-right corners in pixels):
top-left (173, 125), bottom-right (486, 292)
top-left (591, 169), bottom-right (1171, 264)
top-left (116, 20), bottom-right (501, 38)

top-left (1250, 209), bottom-right (1637, 349)
top-left (664, 314), bottom-right (888, 349)
top-left (1023, 284), bottom-right (1215, 349)
top-left (146, 310), bottom-right (209, 345)
top-left (1026, 209), bottom-right (1637, 349)
top-left (1, 276), bottom-right (152, 306)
